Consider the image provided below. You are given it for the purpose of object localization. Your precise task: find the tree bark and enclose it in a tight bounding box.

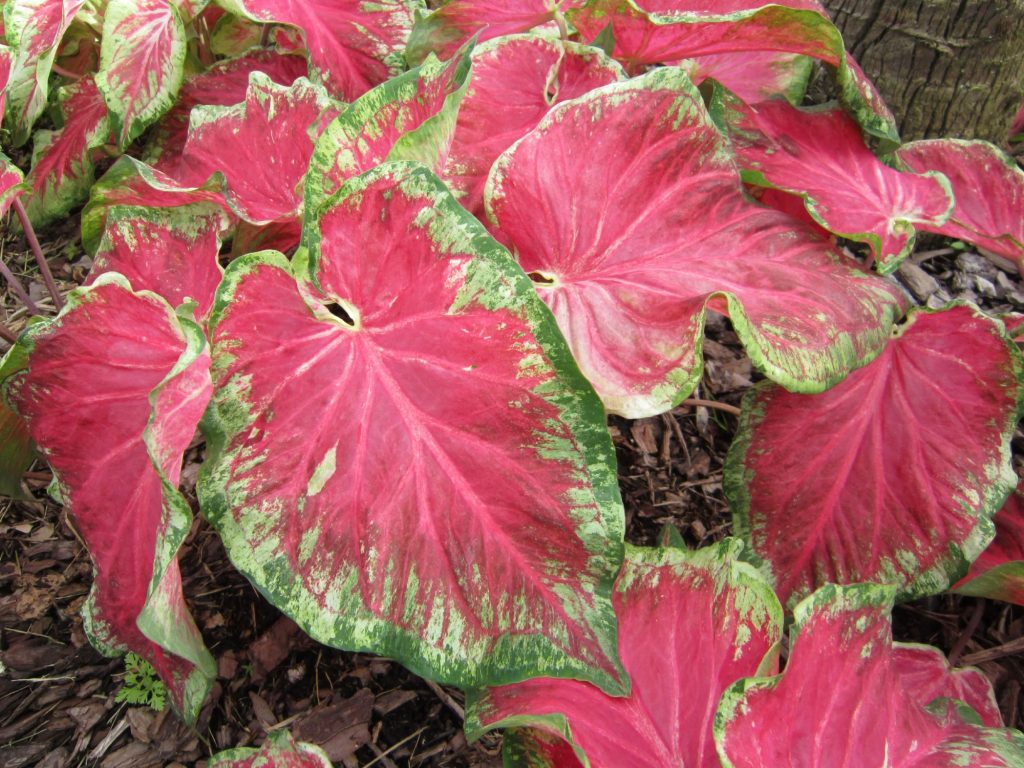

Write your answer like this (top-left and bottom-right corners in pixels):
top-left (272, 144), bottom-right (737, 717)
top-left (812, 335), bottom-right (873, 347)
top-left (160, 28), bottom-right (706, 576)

top-left (821, 0), bottom-right (1024, 145)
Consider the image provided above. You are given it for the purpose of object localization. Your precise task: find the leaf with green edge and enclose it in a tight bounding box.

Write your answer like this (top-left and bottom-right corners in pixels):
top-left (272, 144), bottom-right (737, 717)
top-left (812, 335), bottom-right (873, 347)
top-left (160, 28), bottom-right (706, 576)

top-left (214, 0), bottom-right (418, 100)
top-left (502, 728), bottom-right (584, 768)
top-left (0, 396), bottom-right (35, 500)
top-left (687, 50), bottom-right (811, 106)
top-left (209, 12), bottom-right (263, 57)
top-left (54, 18), bottom-right (101, 77)
top-left (0, 151), bottom-right (26, 217)
top-left (304, 43), bottom-right (473, 219)
top-left (3, 0), bottom-right (87, 145)
top-left (81, 154), bottom-right (228, 254)
top-left (86, 201), bottom-right (231, 319)
top-left (954, 483), bottom-right (1024, 607)
top-left (466, 540), bottom-right (783, 768)
top-left (485, 68), bottom-right (905, 418)
top-left (208, 731), bottom-right (333, 768)
top-left (724, 304), bottom-right (1022, 608)
top-left (0, 42), bottom-right (13, 113)
top-left (896, 139), bottom-right (1024, 268)
top-left (892, 645), bottom-right (1003, 728)
top-left (168, 72), bottom-right (338, 225)
top-left (405, 0), bottom-right (574, 65)
top-left (200, 162), bottom-right (627, 694)
top-left (716, 95), bottom-right (953, 273)
top-left (566, 0), bottom-right (899, 147)
top-left (715, 583), bottom-right (1024, 767)
top-left (23, 74), bottom-right (110, 227)
top-left (443, 33), bottom-right (623, 219)
top-left (97, 0), bottom-right (187, 147)
top-left (0, 275), bottom-right (216, 722)
top-left (144, 49), bottom-right (309, 172)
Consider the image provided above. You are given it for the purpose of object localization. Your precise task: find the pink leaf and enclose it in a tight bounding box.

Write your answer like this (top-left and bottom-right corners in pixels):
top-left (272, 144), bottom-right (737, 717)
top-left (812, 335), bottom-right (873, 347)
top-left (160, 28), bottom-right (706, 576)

top-left (23, 75), bottom-right (110, 226)
top-left (715, 584), bottom-right (1024, 766)
top-left (146, 50), bottom-right (309, 171)
top-left (200, 163), bottom-right (627, 693)
top-left (216, 0), bottom-right (415, 100)
top-left (406, 0), bottom-right (573, 64)
top-left (96, 0), bottom-right (187, 147)
top-left (955, 484), bottom-right (1024, 607)
top-left (892, 645), bottom-right (1003, 728)
top-left (897, 140), bottom-right (1024, 269)
top-left (719, 97), bottom-right (953, 273)
top-left (0, 43), bottom-right (13, 115)
top-left (0, 398), bottom-right (35, 499)
top-left (468, 541), bottom-right (783, 768)
top-left (725, 305), bottom-right (1022, 606)
top-left (168, 73), bottom-right (337, 224)
top-left (502, 729), bottom-right (584, 768)
top-left (0, 151), bottom-right (26, 218)
top-left (443, 34), bottom-right (623, 219)
top-left (486, 68), bottom-right (904, 418)
top-left (209, 731), bottom-right (333, 768)
top-left (688, 50), bottom-right (811, 105)
top-left (86, 202), bottom-right (231, 319)
top-left (0, 276), bottom-right (216, 720)
top-left (567, 0), bottom-right (898, 145)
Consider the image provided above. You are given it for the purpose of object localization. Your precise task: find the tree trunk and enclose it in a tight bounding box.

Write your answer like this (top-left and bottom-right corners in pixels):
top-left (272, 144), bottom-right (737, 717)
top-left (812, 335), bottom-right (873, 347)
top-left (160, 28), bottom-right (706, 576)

top-left (821, 0), bottom-right (1024, 145)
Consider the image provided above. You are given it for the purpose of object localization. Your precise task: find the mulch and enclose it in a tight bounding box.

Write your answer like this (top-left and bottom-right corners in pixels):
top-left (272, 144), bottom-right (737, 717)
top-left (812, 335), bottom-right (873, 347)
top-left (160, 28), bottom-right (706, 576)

top-left (0, 221), bottom-right (1022, 766)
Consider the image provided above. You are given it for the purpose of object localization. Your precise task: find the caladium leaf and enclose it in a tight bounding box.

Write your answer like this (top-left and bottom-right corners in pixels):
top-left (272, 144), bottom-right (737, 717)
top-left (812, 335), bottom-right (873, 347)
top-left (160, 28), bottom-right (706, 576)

top-left (954, 484), bottom-right (1024, 607)
top-left (466, 540), bottom-right (783, 768)
top-left (0, 151), bottom-right (26, 217)
top-left (687, 50), bottom-right (811, 106)
top-left (444, 33), bottom-right (623, 219)
top-left (81, 155), bottom-right (228, 254)
top-left (502, 728), bottom-right (584, 768)
top-left (144, 49), bottom-right (308, 172)
top-left (3, 0), bottom-right (87, 145)
top-left (23, 75), bottom-right (110, 227)
top-left (717, 96), bottom-right (953, 273)
top-left (0, 42), bottom-right (13, 113)
top-left (214, 0), bottom-right (416, 100)
top-left (892, 645), bottom-right (1003, 728)
top-left (486, 68), bottom-right (904, 418)
top-left (567, 0), bottom-right (899, 146)
top-left (715, 584), bottom-right (1024, 767)
top-left (86, 202), bottom-right (231, 319)
top-left (896, 140), bottom-right (1024, 268)
top-left (169, 73), bottom-right (337, 224)
top-left (200, 162), bottom-right (626, 693)
top-left (97, 0), bottom-right (187, 147)
top-left (208, 731), bottom-right (333, 768)
top-left (405, 0), bottom-right (572, 64)
top-left (725, 304), bottom-right (1022, 607)
top-left (0, 398), bottom-right (35, 499)
top-left (304, 44), bottom-right (472, 218)
top-left (0, 275), bottom-right (216, 721)
top-left (209, 12), bottom-right (263, 57)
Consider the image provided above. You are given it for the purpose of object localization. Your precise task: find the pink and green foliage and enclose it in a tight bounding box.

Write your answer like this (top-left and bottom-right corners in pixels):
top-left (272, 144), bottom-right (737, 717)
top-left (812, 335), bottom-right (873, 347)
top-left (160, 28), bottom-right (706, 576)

top-left (486, 67), bottom-right (904, 417)
top-left (716, 94), bottom-right (954, 273)
top-left (892, 645), bottom-right (1003, 729)
top-left (23, 74), bottom-right (109, 225)
top-left (443, 34), bottom-right (623, 218)
top-left (214, 0), bottom-right (417, 100)
top-left (96, 0), bottom-right (187, 147)
top-left (0, 277), bottom-right (215, 721)
top-left (686, 50), bottom-right (810, 105)
top-left (200, 162), bottom-right (626, 693)
top-left (209, 731), bottom-right (334, 768)
top-left (0, 398), bottom-right (34, 498)
top-left (954, 484), bottom-right (1024, 607)
top-left (896, 140), bottom-right (1024, 269)
top-left (467, 539), bottom-right (783, 768)
top-left (0, 151), bottom-right (24, 215)
top-left (85, 202), bottom-right (231, 320)
top-left (502, 728), bottom-right (584, 768)
top-left (725, 305), bottom-right (1022, 607)
top-left (715, 584), bottom-right (1024, 766)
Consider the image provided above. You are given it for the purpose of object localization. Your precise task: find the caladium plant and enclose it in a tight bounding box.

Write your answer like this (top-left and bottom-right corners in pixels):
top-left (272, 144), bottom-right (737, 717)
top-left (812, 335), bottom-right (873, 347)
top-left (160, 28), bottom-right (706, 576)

top-left (3, 0), bottom-right (1024, 760)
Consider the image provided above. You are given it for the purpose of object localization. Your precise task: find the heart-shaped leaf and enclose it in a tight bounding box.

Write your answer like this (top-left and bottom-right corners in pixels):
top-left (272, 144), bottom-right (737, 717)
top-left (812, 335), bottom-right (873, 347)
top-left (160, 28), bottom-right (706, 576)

top-left (955, 483), bottom-right (1024, 607)
top-left (725, 304), bottom-right (1022, 606)
top-left (200, 162), bottom-right (626, 693)
top-left (892, 645), bottom-right (1003, 728)
top-left (486, 67), bottom-right (904, 417)
top-left (688, 50), bottom-right (811, 106)
top-left (715, 584), bottom-right (1024, 766)
top-left (215, 0), bottom-right (416, 100)
top-left (209, 731), bottom-right (333, 767)
top-left (97, 0), bottom-right (187, 147)
top-left (466, 540), bottom-right (783, 768)
top-left (716, 95), bottom-right (953, 273)
top-left (0, 276), bottom-right (216, 721)
top-left (444, 33), bottom-right (623, 219)
top-left (896, 139), bottom-right (1024, 267)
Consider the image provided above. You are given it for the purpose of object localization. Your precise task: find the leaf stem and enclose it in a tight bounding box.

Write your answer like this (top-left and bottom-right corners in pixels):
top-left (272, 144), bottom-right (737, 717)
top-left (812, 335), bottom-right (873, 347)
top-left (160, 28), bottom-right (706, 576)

top-left (678, 398), bottom-right (742, 417)
top-left (0, 255), bottom-right (40, 315)
top-left (0, 320), bottom-right (17, 344)
top-left (51, 63), bottom-right (83, 80)
top-left (13, 199), bottom-right (63, 311)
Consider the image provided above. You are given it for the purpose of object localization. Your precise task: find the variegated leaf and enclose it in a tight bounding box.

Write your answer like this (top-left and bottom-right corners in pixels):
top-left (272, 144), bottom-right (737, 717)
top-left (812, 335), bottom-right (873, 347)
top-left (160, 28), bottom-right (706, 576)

top-left (208, 731), bottom-right (333, 768)
top-left (200, 162), bottom-right (626, 693)
top-left (725, 305), bottom-right (1022, 606)
top-left (954, 483), bottom-right (1024, 607)
top-left (0, 393), bottom-right (35, 499)
top-left (893, 645), bottom-right (1003, 728)
top-left (686, 50), bottom-right (811, 106)
top-left (0, 150), bottom-right (26, 217)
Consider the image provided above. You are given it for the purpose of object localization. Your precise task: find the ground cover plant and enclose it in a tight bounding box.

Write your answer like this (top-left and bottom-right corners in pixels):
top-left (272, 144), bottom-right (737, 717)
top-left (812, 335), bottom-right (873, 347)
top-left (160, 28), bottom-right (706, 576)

top-left (2, 0), bottom-right (1024, 764)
